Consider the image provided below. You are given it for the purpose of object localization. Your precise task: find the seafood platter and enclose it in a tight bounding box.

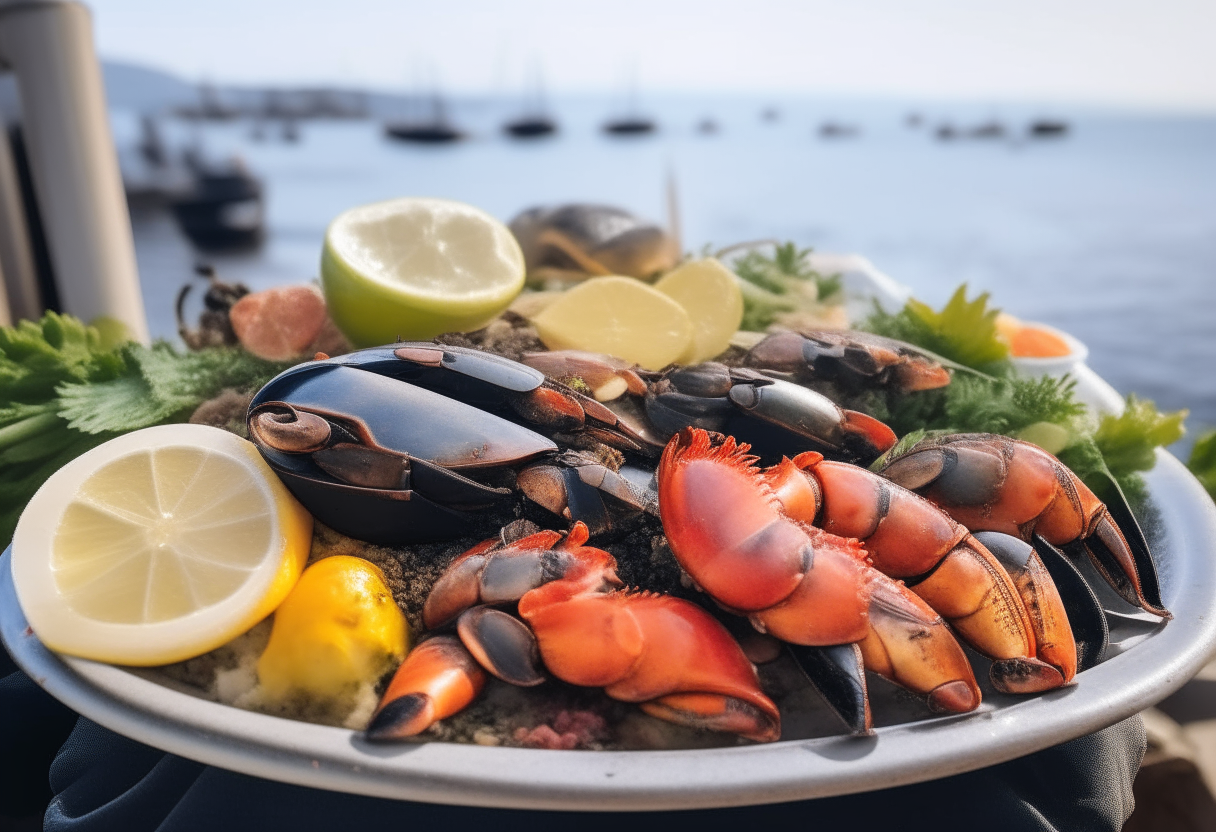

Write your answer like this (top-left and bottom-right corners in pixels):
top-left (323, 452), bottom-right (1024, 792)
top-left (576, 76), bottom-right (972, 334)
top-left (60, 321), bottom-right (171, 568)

top-left (3, 199), bottom-right (1215, 810)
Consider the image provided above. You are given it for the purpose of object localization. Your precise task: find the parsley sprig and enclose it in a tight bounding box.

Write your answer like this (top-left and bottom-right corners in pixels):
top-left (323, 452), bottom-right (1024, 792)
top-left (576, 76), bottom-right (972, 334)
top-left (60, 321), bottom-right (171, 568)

top-left (0, 313), bottom-right (287, 548)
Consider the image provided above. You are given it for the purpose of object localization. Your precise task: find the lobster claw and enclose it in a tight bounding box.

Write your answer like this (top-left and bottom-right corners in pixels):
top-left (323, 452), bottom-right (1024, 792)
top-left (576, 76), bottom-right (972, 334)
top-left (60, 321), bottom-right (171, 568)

top-left (366, 637), bottom-right (486, 741)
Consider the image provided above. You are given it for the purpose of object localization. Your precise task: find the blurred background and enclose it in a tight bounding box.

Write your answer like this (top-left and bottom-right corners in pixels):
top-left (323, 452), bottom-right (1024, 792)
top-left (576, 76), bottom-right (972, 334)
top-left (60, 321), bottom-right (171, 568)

top-left (4, 0), bottom-right (1215, 444)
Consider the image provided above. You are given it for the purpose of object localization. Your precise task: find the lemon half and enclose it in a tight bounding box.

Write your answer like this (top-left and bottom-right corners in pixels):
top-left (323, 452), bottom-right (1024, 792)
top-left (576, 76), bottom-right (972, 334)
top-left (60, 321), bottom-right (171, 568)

top-left (12, 424), bottom-right (312, 666)
top-left (321, 197), bottom-right (526, 346)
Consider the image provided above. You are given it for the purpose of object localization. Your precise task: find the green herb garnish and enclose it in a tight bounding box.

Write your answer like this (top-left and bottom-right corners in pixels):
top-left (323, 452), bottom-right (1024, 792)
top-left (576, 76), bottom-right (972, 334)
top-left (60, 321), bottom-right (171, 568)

top-left (860, 287), bottom-right (1185, 492)
top-left (863, 285), bottom-right (1011, 376)
top-left (0, 313), bottom-right (288, 548)
top-left (730, 242), bottom-right (842, 331)
top-left (1186, 429), bottom-right (1216, 503)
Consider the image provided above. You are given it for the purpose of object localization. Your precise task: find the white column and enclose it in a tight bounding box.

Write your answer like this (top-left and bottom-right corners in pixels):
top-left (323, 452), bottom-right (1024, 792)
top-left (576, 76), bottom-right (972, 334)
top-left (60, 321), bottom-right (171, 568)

top-left (0, 0), bottom-right (148, 342)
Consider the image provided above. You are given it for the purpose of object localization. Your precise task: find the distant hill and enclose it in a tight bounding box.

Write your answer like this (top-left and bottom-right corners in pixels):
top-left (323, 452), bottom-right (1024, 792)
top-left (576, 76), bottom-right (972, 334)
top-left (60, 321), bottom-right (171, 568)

top-left (102, 60), bottom-right (196, 112)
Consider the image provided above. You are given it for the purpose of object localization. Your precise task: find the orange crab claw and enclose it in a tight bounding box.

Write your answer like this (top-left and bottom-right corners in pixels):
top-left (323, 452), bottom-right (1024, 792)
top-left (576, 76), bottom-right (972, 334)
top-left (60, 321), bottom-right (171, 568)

top-left (366, 637), bottom-right (486, 741)
top-left (422, 519), bottom-right (780, 743)
top-left (859, 578), bottom-right (981, 714)
top-left (776, 454), bottom-right (1065, 693)
top-left (520, 590), bottom-right (781, 743)
top-left (976, 532), bottom-right (1078, 686)
top-left (841, 409), bottom-right (898, 458)
top-left (658, 428), bottom-right (869, 631)
top-left (423, 526), bottom-right (618, 630)
top-left (658, 428), bottom-right (980, 714)
top-left (879, 434), bottom-right (1168, 618)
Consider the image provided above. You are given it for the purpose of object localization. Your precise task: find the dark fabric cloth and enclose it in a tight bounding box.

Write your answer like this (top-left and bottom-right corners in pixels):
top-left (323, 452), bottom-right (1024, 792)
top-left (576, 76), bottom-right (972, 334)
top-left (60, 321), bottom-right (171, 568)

top-left (32, 708), bottom-right (1144, 832)
top-left (0, 667), bottom-right (78, 821)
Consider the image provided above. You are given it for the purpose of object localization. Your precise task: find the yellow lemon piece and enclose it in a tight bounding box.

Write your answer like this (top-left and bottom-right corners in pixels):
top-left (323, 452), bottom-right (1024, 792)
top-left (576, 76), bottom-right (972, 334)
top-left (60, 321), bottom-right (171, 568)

top-left (321, 197), bottom-right (526, 347)
top-left (257, 556), bottom-right (408, 703)
top-left (654, 258), bottom-right (745, 364)
top-left (11, 424), bottom-right (312, 666)
top-left (530, 276), bottom-right (694, 371)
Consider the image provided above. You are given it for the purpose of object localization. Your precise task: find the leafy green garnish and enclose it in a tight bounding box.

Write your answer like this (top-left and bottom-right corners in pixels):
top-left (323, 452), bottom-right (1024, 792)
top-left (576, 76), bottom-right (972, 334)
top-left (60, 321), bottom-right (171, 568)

top-left (1093, 395), bottom-right (1187, 479)
top-left (863, 285), bottom-right (1011, 376)
top-left (870, 372), bottom-right (1085, 441)
top-left (858, 286), bottom-right (1185, 494)
top-left (58, 344), bottom-right (286, 434)
top-left (0, 313), bottom-right (289, 548)
top-left (1187, 429), bottom-right (1216, 503)
top-left (730, 242), bottom-right (842, 331)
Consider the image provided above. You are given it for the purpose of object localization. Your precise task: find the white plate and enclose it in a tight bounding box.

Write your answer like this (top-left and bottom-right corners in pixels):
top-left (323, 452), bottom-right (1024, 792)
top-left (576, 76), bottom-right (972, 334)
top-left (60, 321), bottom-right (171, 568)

top-left (4, 444), bottom-right (1216, 811)
top-left (5, 340), bottom-right (1216, 811)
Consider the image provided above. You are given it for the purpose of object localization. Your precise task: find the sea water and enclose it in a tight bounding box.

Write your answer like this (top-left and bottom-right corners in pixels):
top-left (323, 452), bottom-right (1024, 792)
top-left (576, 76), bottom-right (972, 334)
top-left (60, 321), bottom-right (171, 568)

top-left (117, 96), bottom-right (1216, 445)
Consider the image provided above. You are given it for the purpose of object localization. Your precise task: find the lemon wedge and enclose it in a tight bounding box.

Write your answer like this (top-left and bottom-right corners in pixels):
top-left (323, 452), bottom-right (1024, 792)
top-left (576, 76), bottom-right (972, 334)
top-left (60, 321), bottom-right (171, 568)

top-left (321, 197), bottom-right (526, 347)
top-left (257, 555), bottom-right (408, 705)
top-left (11, 424), bottom-right (313, 666)
top-left (654, 257), bottom-right (745, 364)
top-left (531, 276), bottom-right (694, 371)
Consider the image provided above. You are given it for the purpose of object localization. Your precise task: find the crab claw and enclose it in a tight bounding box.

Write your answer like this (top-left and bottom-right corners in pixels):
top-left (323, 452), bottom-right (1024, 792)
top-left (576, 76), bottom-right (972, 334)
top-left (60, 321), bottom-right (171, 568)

top-left (658, 428), bottom-right (980, 716)
top-left (773, 453), bottom-right (1064, 694)
top-left (725, 377), bottom-right (896, 462)
top-left (519, 589), bottom-right (781, 743)
top-left (366, 637), bottom-right (486, 741)
top-left (517, 453), bottom-right (659, 537)
top-left (860, 578), bottom-right (982, 714)
top-left (521, 350), bottom-right (649, 402)
top-left (975, 532), bottom-right (1078, 686)
top-left (423, 525), bottom-right (621, 630)
top-left (744, 330), bottom-right (952, 393)
top-left (457, 606), bottom-right (546, 686)
top-left (878, 434), bottom-right (1168, 618)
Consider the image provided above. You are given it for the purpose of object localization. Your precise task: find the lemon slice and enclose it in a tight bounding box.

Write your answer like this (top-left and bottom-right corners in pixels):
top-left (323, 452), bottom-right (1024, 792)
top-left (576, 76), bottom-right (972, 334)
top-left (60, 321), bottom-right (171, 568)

top-left (531, 276), bottom-right (694, 371)
top-left (321, 197), bottom-right (526, 347)
top-left (11, 424), bottom-right (313, 666)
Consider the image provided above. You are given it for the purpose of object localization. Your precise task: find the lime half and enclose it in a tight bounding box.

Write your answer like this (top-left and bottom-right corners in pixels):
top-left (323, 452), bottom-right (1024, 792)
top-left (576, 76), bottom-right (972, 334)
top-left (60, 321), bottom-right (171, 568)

top-left (321, 197), bottom-right (525, 346)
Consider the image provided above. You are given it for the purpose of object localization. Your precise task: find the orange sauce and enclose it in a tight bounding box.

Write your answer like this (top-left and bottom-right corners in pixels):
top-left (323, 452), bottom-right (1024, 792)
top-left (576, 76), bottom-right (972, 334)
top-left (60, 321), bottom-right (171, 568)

top-left (1010, 326), bottom-right (1072, 358)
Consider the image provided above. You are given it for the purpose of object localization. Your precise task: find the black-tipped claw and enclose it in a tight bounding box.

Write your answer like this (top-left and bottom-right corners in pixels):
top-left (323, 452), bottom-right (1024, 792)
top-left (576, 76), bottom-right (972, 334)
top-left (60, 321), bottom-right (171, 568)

top-left (457, 607), bottom-right (546, 686)
top-left (1034, 536), bottom-right (1110, 671)
top-left (787, 642), bottom-right (872, 735)
top-left (366, 693), bottom-right (433, 742)
top-left (1079, 470), bottom-right (1168, 618)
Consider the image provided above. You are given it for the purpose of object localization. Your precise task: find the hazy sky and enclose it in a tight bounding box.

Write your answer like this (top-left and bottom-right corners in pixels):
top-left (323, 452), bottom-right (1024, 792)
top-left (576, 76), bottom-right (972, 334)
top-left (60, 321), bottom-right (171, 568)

top-left (87, 0), bottom-right (1216, 111)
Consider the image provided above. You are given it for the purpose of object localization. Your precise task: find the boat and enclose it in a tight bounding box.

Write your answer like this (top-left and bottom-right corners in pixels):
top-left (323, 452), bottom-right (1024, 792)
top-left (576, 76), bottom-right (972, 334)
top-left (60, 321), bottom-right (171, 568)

top-left (384, 93), bottom-right (464, 144)
top-left (504, 116), bottom-right (556, 138)
top-left (818, 122), bottom-right (860, 139)
top-left (1029, 119), bottom-right (1070, 138)
top-left (503, 71), bottom-right (559, 138)
top-left (169, 150), bottom-right (264, 250)
top-left (601, 70), bottom-right (656, 136)
top-left (602, 116), bottom-right (655, 135)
